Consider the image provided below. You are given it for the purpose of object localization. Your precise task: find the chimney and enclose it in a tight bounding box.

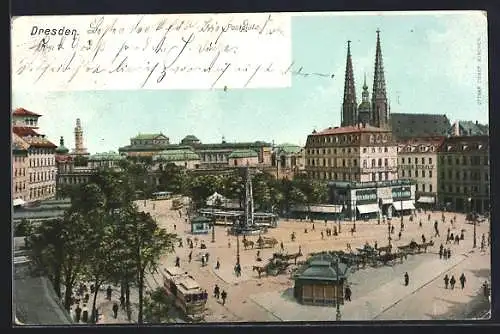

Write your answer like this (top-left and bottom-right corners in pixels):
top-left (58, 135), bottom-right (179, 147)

top-left (476, 120), bottom-right (478, 125)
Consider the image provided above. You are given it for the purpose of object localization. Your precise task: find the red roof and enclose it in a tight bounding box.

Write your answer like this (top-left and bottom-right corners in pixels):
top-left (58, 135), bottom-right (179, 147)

top-left (13, 108), bottom-right (41, 117)
top-left (12, 127), bottom-right (40, 137)
top-left (29, 141), bottom-right (57, 149)
top-left (311, 125), bottom-right (388, 136)
top-left (56, 155), bottom-right (73, 162)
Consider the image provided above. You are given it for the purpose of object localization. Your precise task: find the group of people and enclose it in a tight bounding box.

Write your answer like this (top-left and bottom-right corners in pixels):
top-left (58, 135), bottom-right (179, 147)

top-left (213, 285), bottom-right (228, 305)
top-left (443, 273), bottom-right (466, 290)
top-left (439, 244), bottom-right (452, 260)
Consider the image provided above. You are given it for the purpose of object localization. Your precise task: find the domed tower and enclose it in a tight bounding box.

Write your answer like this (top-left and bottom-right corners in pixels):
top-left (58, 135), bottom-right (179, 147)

top-left (358, 74), bottom-right (372, 125)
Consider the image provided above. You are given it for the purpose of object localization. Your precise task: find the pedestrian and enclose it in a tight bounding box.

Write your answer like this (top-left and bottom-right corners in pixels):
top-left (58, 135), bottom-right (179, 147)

top-left (421, 234), bottom-right (426, 244)
top-left (214, 285), bottom-right (220, 299)
top-left (450, 275), bottom-right (456, 289)
top-left (439, 247), bottom-right (443, 259)
top-left (175, 256), bottom-right (180, 267)
top-left (391, 225), bottom-right (395, 234)
top-left (280, 242), bottom-right (284, 251)
top-left (312, 223), bottom-right (315, 231)
top-left (455, 235), bottom-right (460, 245)
top-left (325, 219), bottom-right (328, 226)
top-left (82, 305), bottom-right (89, 323)
top-left (460, 231), bottom-right (465, 240)
top-left (419, 220), bottom-right (422, 228)
top-left (460, 273), bottom-right (466, 289)
top-left (401, 221), bottom-right (404, 231)
top-left (216, 260), bottom-right (220, 270)
top-left (188, 251), bottom-right (192, 263)
top-left (120, 295), bottom-right (125, 309)
top-left (398, 231), bottom-right (402, 240)
top-left (221, 290), bottom-right (227, 305)
top-left (228, 239), bottom-right (231, 248)
top-left (374, 241), bottom-right (378, 250)
top-left (321, 231), bottom-right (324, 239)
top-left (106, 286), bottom-right (112, 300)
top-left (483, 281), bottom-right (490, 298)
top-left (179, 240), bottom-right (183, 248)
top-left (444, 274), bottom-right (449, 289)
top-left (404, 272), bottom-right (409, 286)
top-left (75, 304), bottom-right (82, 323)
top-left (447, 248), bottom-right (451, 259)
top-left (345, 286), bottom-right (352, 301)
top-left (201, 255), bottom-right (205, 267)
top-left (206, 252), bottom-right (210, 262)
top-left (174, 224), bottom-right (176, 230)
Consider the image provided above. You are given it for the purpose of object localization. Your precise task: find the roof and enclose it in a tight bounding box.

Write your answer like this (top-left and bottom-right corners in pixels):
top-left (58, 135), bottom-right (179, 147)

top-left (439, 135), bottom-right (489, 153)
top-left (276, 144), bottom-right (302, 154)
top-left (391, 113), bottom-right (451, 139)
top-left (13, 127), bottom-right (40, 137)
top-left (295, 254), bottom-right (349, 281)
top-left (310, 124), bottom-right (388, 136)
top-left (228, 149), bottom-right (259, 158)
top-left (190, 216), bottom-right (213, 224)
top-left (358, 101), bottom-right (371, 111)
top-left (153, 149), bottom-right (200, 161)
top-left (132, 133), bottom-right (168, 140)
top-left (182, 135), bottom-right (200, 142)
top-left (89, 151), bottom-right (125, 161)
top-left (12, 133), bottom-right (30, 152)
top-left (193, 142), bottom-right (272, 149)
top-left (451, 121), bottom-right (489, 136)
top-left (13, 108), bottom-right (41, 117)
top-left (397, 136), bottom-right (446, 153)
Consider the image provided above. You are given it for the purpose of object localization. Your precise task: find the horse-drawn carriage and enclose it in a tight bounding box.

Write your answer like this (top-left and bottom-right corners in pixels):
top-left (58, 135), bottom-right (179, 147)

top-left (256, 236), bottom-right (279, 249)
top-left (252, 259), bottom-right (290, 278)
top-left (398, 240), bottom-right (434, 255)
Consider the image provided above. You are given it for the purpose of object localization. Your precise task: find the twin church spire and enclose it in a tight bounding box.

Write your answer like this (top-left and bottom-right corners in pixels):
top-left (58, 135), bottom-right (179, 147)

top-left (341, 30), bottom-right (390, 128)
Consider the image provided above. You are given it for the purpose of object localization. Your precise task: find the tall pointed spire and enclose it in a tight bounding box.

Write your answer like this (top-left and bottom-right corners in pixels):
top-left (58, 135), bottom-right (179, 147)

top-left (358, 72), bottom-right (372, 125)
top-left (72, 118), bottom-right (88, 155)
top-left (371, 29), bottom-right (390, 128)
top-left (341, 40), bottom-right (358, 127)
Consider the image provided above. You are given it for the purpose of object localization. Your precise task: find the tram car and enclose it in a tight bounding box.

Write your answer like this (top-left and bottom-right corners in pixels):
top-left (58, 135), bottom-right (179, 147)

top-left (161, 267), bottom-right (208, 321)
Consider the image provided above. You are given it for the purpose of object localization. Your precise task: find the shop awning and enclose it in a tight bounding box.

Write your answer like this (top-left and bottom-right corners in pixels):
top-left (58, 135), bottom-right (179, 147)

top-left (393, 200), bottom-right (415, 211)
top-left (13, 198), bottom-right (25, 206)
top-left (417, 196), bottom-right (435, 204)
top-left (291, 205), bottom-right (343, 213)
top-left (381, 198), bottom-right (393, 205)
top-left (356, 204), bottom-right (380, 214)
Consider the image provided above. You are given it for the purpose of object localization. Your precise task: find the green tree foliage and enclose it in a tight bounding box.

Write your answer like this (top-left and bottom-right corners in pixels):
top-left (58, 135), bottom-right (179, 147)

top-left (143, 287), bottom-right (173, 323)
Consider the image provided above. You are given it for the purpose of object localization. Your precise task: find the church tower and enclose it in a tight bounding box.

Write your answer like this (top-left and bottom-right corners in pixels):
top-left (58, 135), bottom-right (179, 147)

top-left (341, 41), bottom-right (358, 127)
top-left (72, 118), bottom-right (88, 155)
top-left (358, 73), bottom-right (371, 125)
top-left (371, 30), bottom-right (390, 128)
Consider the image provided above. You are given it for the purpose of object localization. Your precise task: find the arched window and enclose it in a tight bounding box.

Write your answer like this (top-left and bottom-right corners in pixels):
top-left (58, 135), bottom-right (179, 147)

top-left (378, 158), bottom-right (382, 167)
top-left (371, 159), bottom-right (376, 167)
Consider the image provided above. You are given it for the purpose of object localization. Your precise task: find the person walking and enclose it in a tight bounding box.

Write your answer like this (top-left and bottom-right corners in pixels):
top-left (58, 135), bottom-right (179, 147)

top-left (175, 256), bottom-right (180, 267)
top-left (106, 286), bottom-right (112, 300)
top-left (112, 303), bottom-right (119, 319)
top-left (215, 259), bottom-right (220, 270)
top-left (188, 251), bottom-right (192, 263)
top-left (174, 224), bottom-right (177, 230)
top-left (120, 295), bottom-right (125, 310)
top-left (75, 304), bottom-right (82, 323)
top-left (221, 290), bottom-right (227, 306)
top-left (419, 220), bottom-right (422, 228)
top-left (439, 247), bottom-right (443, 259)
top-left (312, 223), bottom-right (315, 231)
top-left (460, 273), bottom-right (466, 289)
top-left (450, 275), bottom-right (456, 289)
top-left (345, 286), bottom-right (352, 301)
top-left (82, 305), bottom-right (89, 323)
top-left (447, 248), bottom-right (451, 259)
top-left (398, 230), bottom-right (402, 240)
top-left (404, 272), bottom-right (409, 286)
top-left (280, 242), bottom-right (284, 251)
top-left (201, 255), bottom-right (206, 267)
top-left (214, 285), bottom-right (220, 299)
top-left (444, 274), bottom-right (449, 289)
top-left (321, 231), bottom-right (324, 239)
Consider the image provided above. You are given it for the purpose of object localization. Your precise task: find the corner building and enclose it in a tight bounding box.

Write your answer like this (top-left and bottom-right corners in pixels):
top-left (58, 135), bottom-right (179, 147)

top-left (305, 125), bottom-right (398, 182)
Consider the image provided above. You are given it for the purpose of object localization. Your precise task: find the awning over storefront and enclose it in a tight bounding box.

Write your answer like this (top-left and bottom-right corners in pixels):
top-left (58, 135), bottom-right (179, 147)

top-left (417, 196), bottom-right (435, 204)
top-left (13, 198), bottom-right (25, 207)
top-left (356, 204), bottom-right (380, 214)
top-left (381, 198), bottom-right (393, 205)
top-left (291, 205), bottom-right (343, 213)
top-left (393, 200), bottom-right (415, 211)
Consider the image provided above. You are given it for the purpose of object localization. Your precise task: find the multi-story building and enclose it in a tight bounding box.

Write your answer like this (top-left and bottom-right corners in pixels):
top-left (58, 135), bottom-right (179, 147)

top-left (305, 124), bottom-right (398, 183)
top-left (448, 120), bottom-right (489, 137)
top-left (270, 144), bottom-right (306, 179)
top-left (437, 136), bottom-right (490, 213)
top-left (119, 134), bottom-right (273, 169)
top-left (12, 133), bottom-right (30, 204)
top-left (12, 108), bottom-right (57, 202)
top-left (152, 148), bottom-right (201, 170)
top-left (397, 137), bottom-right (445, 207)
top-left (390, 113), bottom-right (451, 140)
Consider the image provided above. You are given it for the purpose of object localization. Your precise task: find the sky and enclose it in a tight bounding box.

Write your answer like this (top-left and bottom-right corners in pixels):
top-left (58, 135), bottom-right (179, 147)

top-left (12, 11), bottom-right (489, 154)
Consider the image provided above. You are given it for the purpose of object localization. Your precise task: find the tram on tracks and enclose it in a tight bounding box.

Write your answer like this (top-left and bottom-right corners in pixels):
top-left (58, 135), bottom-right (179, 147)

top-left (160, 267), bottom-right (208, 321)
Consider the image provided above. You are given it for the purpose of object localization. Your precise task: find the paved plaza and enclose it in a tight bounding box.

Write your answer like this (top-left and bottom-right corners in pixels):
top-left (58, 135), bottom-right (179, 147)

top-left (87, 198), bottom-right (490, 323)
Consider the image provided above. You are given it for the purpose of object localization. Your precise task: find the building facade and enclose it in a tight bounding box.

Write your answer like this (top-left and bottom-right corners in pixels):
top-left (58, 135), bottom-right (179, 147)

top-left (228, 149), bottom-right (259, 167)
top-left (152, 149), bottom-right (201, 170)
top-left (305, 125), bottom-right (398, 183)
top-left (270, 143), bottom-right (306, 179)
top-left (328, 179), bottom-right (416, 220)
top-left (437, 136), bottom-right (490, 213)
top-left (397, 137), bottom-right (444, 207)
top-left (12, 133), bottom-right (30, 203)
top-left (12, 108), bottom-right (57, 202)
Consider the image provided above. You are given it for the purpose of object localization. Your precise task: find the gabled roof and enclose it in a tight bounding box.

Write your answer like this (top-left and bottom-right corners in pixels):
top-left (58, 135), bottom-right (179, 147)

top-left (132, 133), bottom-right (168, 140)
top-left (13, 108), bottom-right (41, 117)
top-left (276, 143), bottom-right (302, 154)
top-left (391, 113), bottom-right (451, 139)
top-left (311, 125), bottom-right (388, 136)
top-left (12, 133), bottom-right (30, 152)
top-left (452, 121), bottom-right (489, 136)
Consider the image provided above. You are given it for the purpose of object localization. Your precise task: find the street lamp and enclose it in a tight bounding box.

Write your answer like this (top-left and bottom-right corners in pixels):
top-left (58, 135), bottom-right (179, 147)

top-left (469, 197), bottom-right (476, 248)
top-left (211, 220), bottom-right (215, 243)
top-left (236, 233), bottom-right (241, 265)
top-left (336, 257), bottom-right (342, 321)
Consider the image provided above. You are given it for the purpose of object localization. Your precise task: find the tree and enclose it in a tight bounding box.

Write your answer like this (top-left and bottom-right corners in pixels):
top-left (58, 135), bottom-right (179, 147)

top-left (14, 218), bottom-right (33, 237)
top-left (143, 287), bottom-right (173, 323)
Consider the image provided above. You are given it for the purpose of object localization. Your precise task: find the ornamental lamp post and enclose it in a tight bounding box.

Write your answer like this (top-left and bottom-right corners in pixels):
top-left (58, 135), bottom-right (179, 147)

top-left (211, 220), bottom-right (216, 243)
top-left (336, 257), bottom-right (342, 321)
top-left (469, 197), bottom-right (476, 248)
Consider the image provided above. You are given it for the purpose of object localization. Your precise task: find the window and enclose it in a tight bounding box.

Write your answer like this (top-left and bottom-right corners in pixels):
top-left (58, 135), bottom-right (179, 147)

top-left (429, 185), bottom-right (433, 192)
top-left (363, 148), bottom-right (367, 153)
top-left (372, 173), bottom-right (376, 181)
top-left (378, 159), bottom-right (382, 167)
top-left (363, 160), bottom-right (367, 168)
top-left (429, 157), bottom-right (433, 164)
top-left (384, 158), bottom-right (388, 166)
top-left (415, 170), bottom-right (418, 177)
top-left (485, 172), bottom-right (489, 181)
top-left (353, 159), bottom-right (357, 166)
top-left (456, 171), bottom-right (460, 180)
top-left (402, 157), bottom-right (405, 164)
top-left (422, 170), bottom-right (425, 177)
top-left (448, 170), bottom-right (452, 179)
top-left (416, 183), bottom-right (419, 191)
top-left (484, 156), bottom-right (489, 165)
top-left (372, 159), bottom-right (376, 167)
top-left (429, 171), bottom-right (433, 178)
top-left (385, 172), bottom-right (388, 180)
top-left (421, 157), bottom-right (425, 164)
top-left (342, 159), bottom-right (346, 167)
top-left (384, 147), bottom-right (388, 152)
top-left (379, 172), bottom-right (383, 180)
top-left (422, 184), bottom-right (426, 192)
top-left (372, 148), bottom-right (375, 153)
top-left (463, 172), bottom-right (467, 181)
top-left (402, 170), bottom-right (405, 177)
top-left (414, 158), bottom-right (418, 164)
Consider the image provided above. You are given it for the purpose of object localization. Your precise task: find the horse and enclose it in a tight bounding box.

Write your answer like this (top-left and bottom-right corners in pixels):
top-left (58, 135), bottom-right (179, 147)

top-left (252, 266), bottom-right (267, 278)
top-left (243, 239), bottom-right (255, 250)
